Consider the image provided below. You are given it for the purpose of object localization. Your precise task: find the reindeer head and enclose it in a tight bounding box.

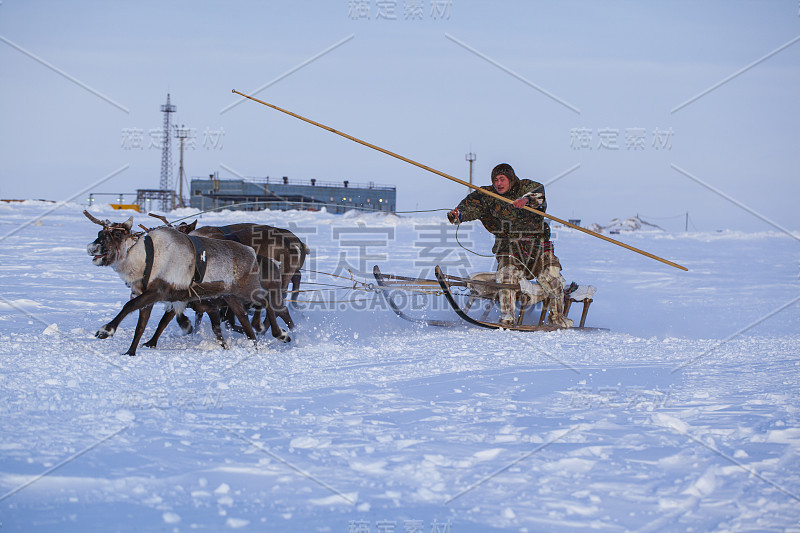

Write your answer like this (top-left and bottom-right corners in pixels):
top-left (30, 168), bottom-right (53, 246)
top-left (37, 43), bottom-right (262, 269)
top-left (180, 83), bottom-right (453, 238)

top-left (84, 210), bottom-right (135, 267)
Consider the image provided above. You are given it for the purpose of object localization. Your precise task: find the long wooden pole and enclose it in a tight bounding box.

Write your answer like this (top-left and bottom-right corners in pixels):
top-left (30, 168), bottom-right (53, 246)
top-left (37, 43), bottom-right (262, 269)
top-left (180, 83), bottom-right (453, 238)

top-left (232, 90), bottom-right (687, 272)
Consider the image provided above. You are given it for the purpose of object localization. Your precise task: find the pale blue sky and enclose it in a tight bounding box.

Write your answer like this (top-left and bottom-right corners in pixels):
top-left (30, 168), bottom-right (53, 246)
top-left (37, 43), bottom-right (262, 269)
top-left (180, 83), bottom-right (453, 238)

top-left (1, 0), bottom-right (798, 232)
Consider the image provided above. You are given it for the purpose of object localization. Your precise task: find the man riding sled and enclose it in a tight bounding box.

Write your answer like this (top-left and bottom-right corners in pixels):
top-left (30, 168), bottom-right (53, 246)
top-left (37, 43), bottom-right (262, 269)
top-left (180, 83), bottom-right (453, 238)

top-left (447, 163), bottom-right (574, 328)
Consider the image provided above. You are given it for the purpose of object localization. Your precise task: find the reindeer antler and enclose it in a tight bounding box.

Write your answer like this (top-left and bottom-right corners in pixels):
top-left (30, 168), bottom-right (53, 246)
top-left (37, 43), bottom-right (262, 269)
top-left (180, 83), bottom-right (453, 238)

top-left (83, 210), bottom-right (110, 226)
top-left (148, 213), bottom-right (173, 227)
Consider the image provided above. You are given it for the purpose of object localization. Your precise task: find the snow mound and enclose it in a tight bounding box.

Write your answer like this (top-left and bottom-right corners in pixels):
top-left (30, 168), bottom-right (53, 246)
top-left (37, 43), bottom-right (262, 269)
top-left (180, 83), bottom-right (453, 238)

top-left (588, 215), bottom-right (665, 234)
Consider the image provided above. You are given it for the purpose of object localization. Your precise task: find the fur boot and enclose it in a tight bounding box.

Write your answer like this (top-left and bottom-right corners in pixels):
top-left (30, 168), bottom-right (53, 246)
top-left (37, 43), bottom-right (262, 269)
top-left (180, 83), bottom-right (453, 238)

top-left (496, 264), bottom-right (524, 326)
top-left (537, 264), bottom-right (574, 328)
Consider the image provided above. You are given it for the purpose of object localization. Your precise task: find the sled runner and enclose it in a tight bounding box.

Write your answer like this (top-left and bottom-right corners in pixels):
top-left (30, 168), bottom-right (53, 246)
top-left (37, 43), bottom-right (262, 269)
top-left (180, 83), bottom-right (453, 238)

top-left (374, 265), bottom-right (603, 331)
top-left (372, 266), bottom-right (461, 327)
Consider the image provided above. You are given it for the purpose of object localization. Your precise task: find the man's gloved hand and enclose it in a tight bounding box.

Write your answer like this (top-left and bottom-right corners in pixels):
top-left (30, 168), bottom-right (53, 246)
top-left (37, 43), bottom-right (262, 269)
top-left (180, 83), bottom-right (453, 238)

top-left (447, 208), bottom-right (462, 225)
top-left (528, 191), bottom-right (545, 207)
top-left (512, 197), bottom-right (529, 208)
top-left (516, 191), bottom-right (544, 208)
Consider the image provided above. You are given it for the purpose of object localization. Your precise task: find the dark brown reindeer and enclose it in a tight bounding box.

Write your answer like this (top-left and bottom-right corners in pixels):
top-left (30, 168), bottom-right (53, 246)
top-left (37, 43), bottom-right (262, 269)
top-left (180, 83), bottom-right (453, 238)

top-left (84, 211), bottom-right (290, 355)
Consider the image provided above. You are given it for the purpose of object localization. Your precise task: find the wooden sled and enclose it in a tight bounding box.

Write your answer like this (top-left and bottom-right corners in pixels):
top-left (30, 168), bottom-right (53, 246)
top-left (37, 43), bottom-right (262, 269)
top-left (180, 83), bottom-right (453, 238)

top-left (373, 265), bottom-right (604, 331)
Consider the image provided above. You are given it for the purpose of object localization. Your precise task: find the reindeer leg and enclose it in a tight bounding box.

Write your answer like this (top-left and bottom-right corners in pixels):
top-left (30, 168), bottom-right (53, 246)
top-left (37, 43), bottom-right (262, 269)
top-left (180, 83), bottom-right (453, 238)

top-left (96, 291), bottom-right (161, 339)
top-left (222, 305), bottom-right (236, 330)
top-left (277, 239), bottom-right (304, 306)
top-left (289, 272), bottom-right (301, 308)
top-left (143, 308), bottom-right (175, 348)
top-left (224, 297), bottom-right (258, 344)
top-left (264, 305), bottom-right (291, 343)
top-left (220, 304), bottom-right (246, 334)
top-left (280, 263), bottom-right (292, 300)
top-left (267, 283), bottom-right (294, 330)
top-left (250, 306), bottom-right (266, 334)
top-left (206, 308), bottom-right (228, 349)
top-left (253, 284), bottom-right (290, 343)
top-left (125, 304), bottom-right (154, 356)
top-left (175, 311), bottom-right (193, 335)
top-left (193, 308), bottom-right (204, 331)
top-left (277, 305), bottom-right (294, 330)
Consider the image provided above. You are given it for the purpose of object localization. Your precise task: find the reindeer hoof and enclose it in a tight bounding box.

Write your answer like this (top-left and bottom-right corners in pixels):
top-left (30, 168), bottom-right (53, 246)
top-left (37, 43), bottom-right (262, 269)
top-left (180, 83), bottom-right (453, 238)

top-left (124, 350), bottom-right (138, 356)
top-left (95, 325), bottom-right (115, 339)
top-left (142, 341), bottom-right (157, 349)
top-left (277, 330), bottom-right (291, 343)
top-left (174, 313), bottom-right (193, 334)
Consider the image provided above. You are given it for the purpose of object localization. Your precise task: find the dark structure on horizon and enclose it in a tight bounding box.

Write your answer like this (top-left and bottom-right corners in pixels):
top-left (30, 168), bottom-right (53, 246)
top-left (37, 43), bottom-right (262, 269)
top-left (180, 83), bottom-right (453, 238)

top-left (190, 175), bottom-right (396, 214)
top-left (157, 94), bottom-right (177, 211)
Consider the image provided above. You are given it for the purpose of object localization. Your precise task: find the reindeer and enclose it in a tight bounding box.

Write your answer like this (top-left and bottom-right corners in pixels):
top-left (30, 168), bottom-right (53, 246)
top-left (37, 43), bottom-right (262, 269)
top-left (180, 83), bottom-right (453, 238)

top-left (140, 220), bottom-right (302, 339)
top-left (142, 254), bottom-right (294, 349)
top-left (161, 221), bottom-right (306, 337)
top-left (176, 221), bottom-right (309, 302)
top-left (84, 211), bottom-right (290, 355)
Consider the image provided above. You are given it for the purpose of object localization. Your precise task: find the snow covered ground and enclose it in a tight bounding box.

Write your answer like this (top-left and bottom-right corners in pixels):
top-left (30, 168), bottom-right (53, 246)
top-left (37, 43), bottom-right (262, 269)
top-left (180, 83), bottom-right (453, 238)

top-left (0, 201), bottom-right (798, 532)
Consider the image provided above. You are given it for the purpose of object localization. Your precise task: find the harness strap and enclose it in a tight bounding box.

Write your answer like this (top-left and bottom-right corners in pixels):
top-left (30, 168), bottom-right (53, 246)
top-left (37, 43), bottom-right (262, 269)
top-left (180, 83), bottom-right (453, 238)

top-left (186, 235), bottom-right (207, 283)
top-left (142, 235), bottom-right (154, 291)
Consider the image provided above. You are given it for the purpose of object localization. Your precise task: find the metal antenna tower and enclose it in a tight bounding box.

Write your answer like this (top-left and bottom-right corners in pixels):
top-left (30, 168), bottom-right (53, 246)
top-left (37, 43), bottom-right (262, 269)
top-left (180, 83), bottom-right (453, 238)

top-left (159, 93), bottom-right (177, 210)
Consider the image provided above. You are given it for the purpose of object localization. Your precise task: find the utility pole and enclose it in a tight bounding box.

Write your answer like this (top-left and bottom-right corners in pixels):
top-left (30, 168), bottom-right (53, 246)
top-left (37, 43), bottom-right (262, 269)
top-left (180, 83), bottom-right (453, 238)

top-left (175, 125), bottom-right (190, 208)
top-left (465, 151), bottom-right (476, 191)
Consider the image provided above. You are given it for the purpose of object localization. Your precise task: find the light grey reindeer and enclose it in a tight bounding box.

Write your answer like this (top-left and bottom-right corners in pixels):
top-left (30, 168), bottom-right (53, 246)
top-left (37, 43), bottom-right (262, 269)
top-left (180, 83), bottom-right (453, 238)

top-left (84, 211), bottom-right (290, 355)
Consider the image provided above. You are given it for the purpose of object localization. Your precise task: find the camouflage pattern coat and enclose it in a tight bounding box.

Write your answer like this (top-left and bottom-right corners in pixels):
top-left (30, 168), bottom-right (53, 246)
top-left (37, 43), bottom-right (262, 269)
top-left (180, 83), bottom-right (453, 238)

top-left (455, 178), bottom-right (553, 275)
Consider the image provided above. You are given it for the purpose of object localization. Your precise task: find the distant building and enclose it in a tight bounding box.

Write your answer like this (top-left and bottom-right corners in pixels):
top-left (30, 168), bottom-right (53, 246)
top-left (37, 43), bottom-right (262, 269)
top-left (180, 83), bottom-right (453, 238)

top-left (190, 176), bottom-right (396, 214)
